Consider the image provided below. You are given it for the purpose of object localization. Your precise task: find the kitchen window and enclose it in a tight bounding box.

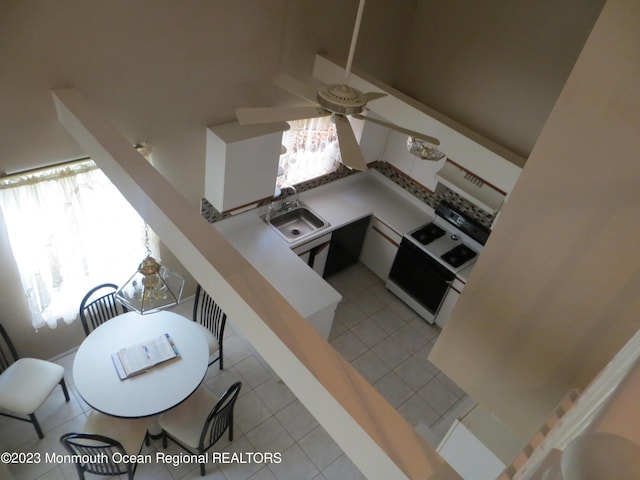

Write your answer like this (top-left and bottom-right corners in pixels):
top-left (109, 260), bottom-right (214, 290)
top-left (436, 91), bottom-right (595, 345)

top-left (0, 159), bottom-right (156, 330)
top-left (276, 116), bottom-right (342, 188)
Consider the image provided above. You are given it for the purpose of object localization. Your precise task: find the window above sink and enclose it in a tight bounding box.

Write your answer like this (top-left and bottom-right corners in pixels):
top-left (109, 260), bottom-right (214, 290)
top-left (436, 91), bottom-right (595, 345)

top-left (276, 117), bottom-right (343, 189)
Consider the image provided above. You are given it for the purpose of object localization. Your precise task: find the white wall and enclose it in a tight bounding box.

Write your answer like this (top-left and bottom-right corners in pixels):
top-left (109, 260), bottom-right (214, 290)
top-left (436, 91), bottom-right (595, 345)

top-left (430, 0), bottom-right (640, 440)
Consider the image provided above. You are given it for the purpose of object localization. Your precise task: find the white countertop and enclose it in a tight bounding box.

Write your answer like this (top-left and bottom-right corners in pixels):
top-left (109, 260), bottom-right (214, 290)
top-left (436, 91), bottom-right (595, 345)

top-left (214, 205), bottom-right (341, 319)
top-left (302, 171), bottom-right (477, 282)
top-left (213, 170), bottom-right (435, 320)
top-left (300, 170), bottom-right (433, 237)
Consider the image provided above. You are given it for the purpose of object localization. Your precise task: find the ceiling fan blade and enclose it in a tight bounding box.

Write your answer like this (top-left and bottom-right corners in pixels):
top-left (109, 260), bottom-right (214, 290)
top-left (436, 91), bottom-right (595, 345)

top-left (353, 114), bottom-right (441, 146)
top-left (272, 74), bottom-right (319, 103)
top-left (364, 91), bottom-right (387, 103)
top-left (236, 106), bottom-right (329, 125)
top-left (333, 114), bottom-right (367, 171)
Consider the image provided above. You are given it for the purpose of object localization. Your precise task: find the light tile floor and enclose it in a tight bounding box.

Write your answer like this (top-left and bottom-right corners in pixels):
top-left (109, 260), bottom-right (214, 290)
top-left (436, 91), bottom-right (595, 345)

top-left (2, 262), bottom-right (473, 480)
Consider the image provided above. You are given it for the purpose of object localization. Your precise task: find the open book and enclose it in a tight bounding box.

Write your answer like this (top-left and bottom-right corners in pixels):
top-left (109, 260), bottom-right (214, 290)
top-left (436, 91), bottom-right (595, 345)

top-left (111, 333), bottom-right (179, 380)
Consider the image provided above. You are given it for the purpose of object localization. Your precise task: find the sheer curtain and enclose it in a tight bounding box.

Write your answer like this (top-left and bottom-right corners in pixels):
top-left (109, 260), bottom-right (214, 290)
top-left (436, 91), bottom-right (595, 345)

top-left (0, 160), bottom-right (153, 330)
top-left (277, 116), bottom-right (342, 188)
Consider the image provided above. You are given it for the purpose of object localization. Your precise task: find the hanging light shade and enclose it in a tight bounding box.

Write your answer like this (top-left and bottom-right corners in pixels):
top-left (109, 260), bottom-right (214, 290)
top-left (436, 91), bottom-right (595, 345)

top-left (407, 136), bottom-right (446, 161)
top-left (116, 227), bottom-right (184, 314)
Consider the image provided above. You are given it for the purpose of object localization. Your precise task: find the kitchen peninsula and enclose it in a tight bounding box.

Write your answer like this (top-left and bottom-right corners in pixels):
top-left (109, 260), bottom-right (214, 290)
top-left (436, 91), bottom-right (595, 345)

top-left (212, 169), bottom-right (435, 338)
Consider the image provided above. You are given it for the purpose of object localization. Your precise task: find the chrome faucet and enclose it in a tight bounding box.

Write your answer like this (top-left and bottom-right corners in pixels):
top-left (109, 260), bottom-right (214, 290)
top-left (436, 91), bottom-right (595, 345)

top-left (282, 185), bottom-right (299, 210)
top-left (264, 185), bottom-right (300, 222)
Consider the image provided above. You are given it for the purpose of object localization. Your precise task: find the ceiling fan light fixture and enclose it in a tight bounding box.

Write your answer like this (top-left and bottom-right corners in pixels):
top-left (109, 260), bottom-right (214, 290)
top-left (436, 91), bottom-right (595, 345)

top-left (316, 84), bottom-right (367, 115)
top-left (407, 136), bottom-right (446, 161)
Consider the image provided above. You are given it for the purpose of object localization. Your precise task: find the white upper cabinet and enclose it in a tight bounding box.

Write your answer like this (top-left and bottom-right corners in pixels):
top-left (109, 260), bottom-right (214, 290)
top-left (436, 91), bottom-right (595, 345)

top-left (206, 121), bottom-right (289, 213)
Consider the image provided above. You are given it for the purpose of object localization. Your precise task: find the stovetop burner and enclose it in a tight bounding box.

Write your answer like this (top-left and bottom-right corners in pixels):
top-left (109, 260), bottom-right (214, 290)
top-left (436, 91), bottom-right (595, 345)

top-left (441, 244), bottom-right (477, 268)
top-left (410, 223), bottom-right (445, 245)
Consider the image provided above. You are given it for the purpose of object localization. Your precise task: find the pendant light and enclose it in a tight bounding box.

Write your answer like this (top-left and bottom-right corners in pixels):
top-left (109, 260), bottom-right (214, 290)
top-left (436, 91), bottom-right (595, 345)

top-left (116, 225), bottom-right (184, 314)
top-left (407, 136), bottom-right (446, 161)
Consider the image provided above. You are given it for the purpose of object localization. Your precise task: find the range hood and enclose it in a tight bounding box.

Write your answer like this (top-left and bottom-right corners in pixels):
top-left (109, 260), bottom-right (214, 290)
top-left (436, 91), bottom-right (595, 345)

top-left (435, 160), bottom-right (505, 214)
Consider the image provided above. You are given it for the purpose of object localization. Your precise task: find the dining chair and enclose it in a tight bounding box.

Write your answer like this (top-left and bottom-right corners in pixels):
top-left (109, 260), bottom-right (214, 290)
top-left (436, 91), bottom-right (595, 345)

top-left (0, 323), bottom-right (70, 439)
top-left (79, 283), bottom-right (128, 336)
top-left (60, 410), bottom-right (149, 480)
top-left (192, 284), bottom-right (227, 369)
top-left (159, 381), bottom-right (242, 476)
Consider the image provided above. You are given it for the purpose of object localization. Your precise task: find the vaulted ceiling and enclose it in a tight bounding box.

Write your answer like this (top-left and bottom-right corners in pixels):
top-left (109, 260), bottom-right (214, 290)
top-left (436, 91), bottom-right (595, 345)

top-left (0, 0), bottom-right (604, 205)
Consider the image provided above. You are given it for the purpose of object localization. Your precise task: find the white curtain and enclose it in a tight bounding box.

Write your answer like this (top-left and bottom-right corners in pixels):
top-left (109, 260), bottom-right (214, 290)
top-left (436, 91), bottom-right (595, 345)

top-left (0, 160), bottom-right (154, 330)
top-left (277, 116), bottom-right (341, 188)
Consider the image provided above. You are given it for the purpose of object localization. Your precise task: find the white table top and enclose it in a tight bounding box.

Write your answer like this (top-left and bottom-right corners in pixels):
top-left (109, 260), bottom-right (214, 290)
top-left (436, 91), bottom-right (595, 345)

top-left (73, 311), bottom-right (209, 418)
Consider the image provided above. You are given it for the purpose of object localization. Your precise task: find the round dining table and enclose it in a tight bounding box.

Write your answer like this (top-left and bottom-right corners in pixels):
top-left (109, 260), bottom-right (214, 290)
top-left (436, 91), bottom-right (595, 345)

top-left (73, 311), bottom-right (209, 418)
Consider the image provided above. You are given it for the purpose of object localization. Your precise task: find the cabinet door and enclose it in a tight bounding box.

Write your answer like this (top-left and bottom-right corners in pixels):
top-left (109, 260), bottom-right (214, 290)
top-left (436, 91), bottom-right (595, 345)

top-left (310, 242), bottom-right (330, 276)
top-left (205, 122), bottom-right (288, 213)
top-left (437, 419), bottom-right (506, 480)
top-left (323, 216), bottom-right (371, 278)
top-left (292, 233), bottom-right (332, 277)
top-left (297, 250), bottom-right (311, 267)
top-left (360, 217), bottom-right (401, 280)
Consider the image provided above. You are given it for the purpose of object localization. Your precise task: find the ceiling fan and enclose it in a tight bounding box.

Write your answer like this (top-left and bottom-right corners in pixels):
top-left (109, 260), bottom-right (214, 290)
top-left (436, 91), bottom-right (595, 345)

top-left (235, 0), bottom-right (443, 171)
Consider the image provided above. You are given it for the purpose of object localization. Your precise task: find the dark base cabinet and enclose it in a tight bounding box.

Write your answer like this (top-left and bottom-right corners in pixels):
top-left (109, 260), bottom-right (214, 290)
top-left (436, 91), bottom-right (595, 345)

top-left (323, 216), bottom-right (371, 278)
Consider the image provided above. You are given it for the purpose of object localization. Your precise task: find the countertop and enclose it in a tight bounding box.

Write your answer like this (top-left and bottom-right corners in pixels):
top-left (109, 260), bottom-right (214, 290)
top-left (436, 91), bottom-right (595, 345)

top-left (213, 169), bottom-right (435, 319)
top-left (301, 171), bottom-right (477, 282)
top-left (213, 203), bottom-right (340, 319)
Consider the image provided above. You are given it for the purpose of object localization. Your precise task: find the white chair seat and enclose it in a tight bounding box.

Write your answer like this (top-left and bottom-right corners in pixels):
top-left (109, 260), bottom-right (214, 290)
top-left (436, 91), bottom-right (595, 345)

top-left (84, 410), bottom-right (149, 456)
top-left (193, 322), bottom-right (220, 359)
top-left (0, 358), bottom-right (64, 414)
top-left (159, 387), bottom-right (217, 450)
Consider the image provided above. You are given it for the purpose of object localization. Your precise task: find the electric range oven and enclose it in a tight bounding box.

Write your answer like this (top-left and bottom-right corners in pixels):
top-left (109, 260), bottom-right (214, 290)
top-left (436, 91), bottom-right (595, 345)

top-left (387, 202), bottom-right (490, 324)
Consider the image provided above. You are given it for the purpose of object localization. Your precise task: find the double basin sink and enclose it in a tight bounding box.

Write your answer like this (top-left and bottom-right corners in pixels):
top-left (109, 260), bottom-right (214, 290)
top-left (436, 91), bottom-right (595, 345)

top-left (265, 204), bottom-right (329, 242)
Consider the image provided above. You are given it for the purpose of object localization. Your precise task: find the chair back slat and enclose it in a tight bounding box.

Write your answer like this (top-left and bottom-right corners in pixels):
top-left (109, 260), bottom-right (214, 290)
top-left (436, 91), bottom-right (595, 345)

top-left (79, 283), bottom-right (127, 336)
top-left (193, 284), bottom-right (227, 368)
top-left (60, 433), bottom-right (134, 478)
top-left (0, 324), bottom-right (19, 373)
top-left (200, 381), bottom-right (241, 451)
top-left (193, 285), bottom-right (227, 339)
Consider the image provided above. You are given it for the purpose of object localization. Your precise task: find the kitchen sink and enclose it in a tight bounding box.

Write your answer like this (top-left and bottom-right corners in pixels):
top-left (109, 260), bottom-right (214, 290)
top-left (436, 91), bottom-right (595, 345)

top-left (266, 206), bottom-right (329, 242)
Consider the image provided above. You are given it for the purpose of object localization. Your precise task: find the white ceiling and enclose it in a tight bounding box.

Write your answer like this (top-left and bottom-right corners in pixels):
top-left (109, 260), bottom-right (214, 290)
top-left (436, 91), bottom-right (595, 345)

top-left (0, 0), bottom-right (604, 205)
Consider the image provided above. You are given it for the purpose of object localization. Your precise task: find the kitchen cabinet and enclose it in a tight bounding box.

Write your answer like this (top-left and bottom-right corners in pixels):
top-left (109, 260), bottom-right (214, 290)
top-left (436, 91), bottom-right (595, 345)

top-left (291, 232), bottom-right (332, 277)
top-left (323, 216), bottom-right (371, 278)
top-left (437, 403), bottom-right (523, 479)
top-left (205, 121), bottom-right (288, 213)
top-left (436, 276), bottom-right (465, 328)
top-left (437, 412), bottom-right (506, 480)
top-left (359, 216), bottom-right (401, 280)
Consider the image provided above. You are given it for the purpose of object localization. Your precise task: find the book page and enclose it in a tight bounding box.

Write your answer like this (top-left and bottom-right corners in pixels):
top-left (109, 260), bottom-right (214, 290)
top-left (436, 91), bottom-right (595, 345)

top-left (146, 333), bottom-right (178, 364)
top-left (115, 333), bottom-right (178, 378)
top-left (118, 345), bottom-right (152, 376)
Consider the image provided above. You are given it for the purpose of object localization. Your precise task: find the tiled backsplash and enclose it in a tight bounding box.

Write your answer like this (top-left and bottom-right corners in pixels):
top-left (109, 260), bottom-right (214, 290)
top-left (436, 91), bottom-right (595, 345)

top-left (201, 161), bottom-right (495, 228)
top-left (370, 162), bottom-right (495, 228)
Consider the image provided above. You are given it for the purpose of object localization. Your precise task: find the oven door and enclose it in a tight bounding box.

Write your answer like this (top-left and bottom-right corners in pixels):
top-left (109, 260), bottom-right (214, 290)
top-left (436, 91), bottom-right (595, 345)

top-left (387, 238), bottom-right (455, 323)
